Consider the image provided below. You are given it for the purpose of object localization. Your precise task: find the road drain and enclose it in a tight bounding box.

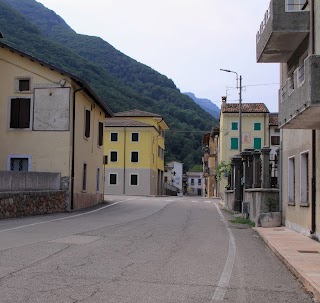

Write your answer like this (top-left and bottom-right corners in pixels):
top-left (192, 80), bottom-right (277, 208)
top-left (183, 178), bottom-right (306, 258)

top-left (297, 250), bottom-right (319, 254)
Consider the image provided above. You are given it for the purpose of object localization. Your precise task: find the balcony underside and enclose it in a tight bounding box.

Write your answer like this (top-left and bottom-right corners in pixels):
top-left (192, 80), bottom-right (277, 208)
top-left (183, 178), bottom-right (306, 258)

top-left (258, 31), bottom-right (309, 63)
top-left (281, 106), bottom-right (320, 129)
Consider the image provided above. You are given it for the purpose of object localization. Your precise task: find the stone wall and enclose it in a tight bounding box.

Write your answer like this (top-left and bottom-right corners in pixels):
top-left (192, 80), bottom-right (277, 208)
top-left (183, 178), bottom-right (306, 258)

top-left (0, 191), bottom-right (66, 219)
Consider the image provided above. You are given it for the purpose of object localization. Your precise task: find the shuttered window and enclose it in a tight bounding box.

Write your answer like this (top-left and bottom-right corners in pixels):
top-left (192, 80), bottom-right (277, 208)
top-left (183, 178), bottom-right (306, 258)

top-left (10, 98), bottom-right (31, 128)
top-left (254, 138), bottom-right (262, 149)
top-left (84, 109), bottom-right (91, 138)
top-left (231, 138), bottom-right (238, 150)
top-left (98, 122), bottom-right (103, 146)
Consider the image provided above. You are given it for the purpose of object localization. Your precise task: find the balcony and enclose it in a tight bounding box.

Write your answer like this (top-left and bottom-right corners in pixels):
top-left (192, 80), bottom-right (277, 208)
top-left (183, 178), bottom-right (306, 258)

top-left (279, 55), bottom-right (320, 129)
top-left (256, 0), bottom-right (309, 63)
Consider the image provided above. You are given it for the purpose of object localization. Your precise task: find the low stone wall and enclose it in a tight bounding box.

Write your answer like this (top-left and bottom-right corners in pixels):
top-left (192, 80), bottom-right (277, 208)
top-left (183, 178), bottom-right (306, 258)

top-left (0, 191), bottom-right (66, 219)
top-left (224, 190), bottom-right (235, 211)
top-left (244, 188), bottom-right (279, 226)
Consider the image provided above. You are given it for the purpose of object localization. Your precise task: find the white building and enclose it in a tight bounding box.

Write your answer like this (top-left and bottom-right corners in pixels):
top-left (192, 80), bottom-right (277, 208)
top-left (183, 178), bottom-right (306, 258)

top-left (164, 161), bottom-right (183, 191)
top-left (186, 171), bottom-right (203, 196)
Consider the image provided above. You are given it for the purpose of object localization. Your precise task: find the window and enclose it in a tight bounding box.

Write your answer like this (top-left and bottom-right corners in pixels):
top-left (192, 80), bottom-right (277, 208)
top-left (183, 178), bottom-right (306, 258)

top-left (271, 136), bottom-right (280, 145)
top-left (82, 163), bottom-right (87, 191)
top-left (10, 98), bottom-right (31, 128)
top-left (191, 178), bottom-right (194, 185)
top-left (198, 179), bottom-right (201, 185)
top-left (96, 168), bottom-right (100, 192)
top-left (300, 152), bottom-right (309, 204)
top-left (131, 151), bottom-right (139, 163)
top-left (288, 157), bottom-right (295, 204)
top-left (19, 79), bottom-right (30, 91)
top-left (231, 138), bottom-right (238, 150)
top-left (111, 133), bottom-right (118, 142)
top-left (254, 122), bottom-right (261, 131)
top-left (130, 174), bottom-right (138, 186)
top-left (98, 122), bottom-right (103, 147)
top-left (131, 132), bottom-right (139, 142)
top-left (254, 138), bottom-right (262, 149)
top-left (109, 173), bottom-right (117, 185)
top-left (231, 122), bottom-right (238, 130)
top-left (10, 158), bottom-right (29, 171)
top-left (274, 128), bottom-right (280, 133)
top-left (110, 151), bottom-right (118, 162)
top-left (84, 109), bottom-right (91, 138)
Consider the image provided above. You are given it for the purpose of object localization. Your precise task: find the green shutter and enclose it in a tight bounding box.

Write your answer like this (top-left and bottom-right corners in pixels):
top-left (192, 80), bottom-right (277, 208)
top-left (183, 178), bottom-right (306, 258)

top-left (254, 138), bottom-right (262, 149)
top-left (254, 123), bottom-right (261, 130)
top-left (231, 138), bottom-right (238, 150)
top-left (231, 122), bottom-right (238, 130)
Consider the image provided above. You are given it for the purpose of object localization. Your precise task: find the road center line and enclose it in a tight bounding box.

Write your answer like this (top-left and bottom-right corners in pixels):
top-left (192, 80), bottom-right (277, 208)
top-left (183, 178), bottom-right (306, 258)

top-left (0, 201), bottom-right (125, 234)
top-left (211, 203), bottom-right (236, 302)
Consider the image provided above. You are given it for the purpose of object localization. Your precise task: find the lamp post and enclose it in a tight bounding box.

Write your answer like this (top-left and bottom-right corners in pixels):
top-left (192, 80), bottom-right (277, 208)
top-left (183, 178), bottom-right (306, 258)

top-left (220, 69), bottom-right (242, 153)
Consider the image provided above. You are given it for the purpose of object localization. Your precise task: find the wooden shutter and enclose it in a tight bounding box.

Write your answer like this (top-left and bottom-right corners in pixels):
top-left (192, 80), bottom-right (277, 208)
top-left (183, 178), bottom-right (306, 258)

top-left (19, 98), bottom-right (30, 128)
top-left (10, 98), bottom-right (20, 128)
top-left (85, 110), bottom-right (91, 138)
top-left (98, 122), bottom-right (103, 146)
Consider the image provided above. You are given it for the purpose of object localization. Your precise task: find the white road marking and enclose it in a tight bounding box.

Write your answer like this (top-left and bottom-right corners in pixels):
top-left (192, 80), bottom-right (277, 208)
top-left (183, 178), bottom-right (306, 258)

top-left (205, 201), bottom-right (212, 203)
top-left (191, 200), bottom-right (198, 203)
top-left (211, 203), bottom-right (236, 302)
top-left (0, 201), bottom-right (124, 234)
top-left (165, 200), bottom-right (174, 202)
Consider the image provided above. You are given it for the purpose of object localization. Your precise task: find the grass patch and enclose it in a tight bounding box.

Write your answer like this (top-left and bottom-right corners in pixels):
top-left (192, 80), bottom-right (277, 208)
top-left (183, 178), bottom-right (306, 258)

top-left (229, 217), bottom-right (255, 227)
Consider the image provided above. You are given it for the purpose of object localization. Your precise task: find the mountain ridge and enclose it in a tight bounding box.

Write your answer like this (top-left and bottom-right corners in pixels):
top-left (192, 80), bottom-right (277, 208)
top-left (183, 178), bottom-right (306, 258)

top-left (0, 0), bottom-right (217, 170)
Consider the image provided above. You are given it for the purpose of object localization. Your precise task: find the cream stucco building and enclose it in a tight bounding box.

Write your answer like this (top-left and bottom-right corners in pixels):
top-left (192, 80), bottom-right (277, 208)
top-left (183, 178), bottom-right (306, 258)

top-left (257, 0), bottom-right (320, 239)
top-left (0, 41), bottom-right (113, 210)
top-left (104, 110), bottom-right (169, 196)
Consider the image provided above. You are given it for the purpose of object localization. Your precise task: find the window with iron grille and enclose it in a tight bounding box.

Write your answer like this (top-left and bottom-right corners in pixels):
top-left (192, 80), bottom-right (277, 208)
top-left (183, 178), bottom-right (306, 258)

top-left (10, 98), bottom-right (31, 128)
top-left (10, 158), bottom-right (29, 171)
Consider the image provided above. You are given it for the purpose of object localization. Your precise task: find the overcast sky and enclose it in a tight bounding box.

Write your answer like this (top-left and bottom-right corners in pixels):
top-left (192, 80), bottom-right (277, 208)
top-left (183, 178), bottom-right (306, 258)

top-left (36, 0), bottom-right (279, 112)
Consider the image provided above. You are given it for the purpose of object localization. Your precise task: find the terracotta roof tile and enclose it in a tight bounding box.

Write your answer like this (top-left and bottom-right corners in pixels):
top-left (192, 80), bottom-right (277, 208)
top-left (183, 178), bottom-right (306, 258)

top-left (105, 118), bottom-right (153, 127)
top-left (221, 103), bottom-right (269, 113)
top-left (114, 109), bottom-right (162, 117)
top-left (269, 113), bottom-right (279, 126)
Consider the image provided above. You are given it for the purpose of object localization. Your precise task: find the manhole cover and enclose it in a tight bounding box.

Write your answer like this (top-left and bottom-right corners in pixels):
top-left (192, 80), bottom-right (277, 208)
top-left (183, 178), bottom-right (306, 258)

top-left (297, 250), bottom-right (319, 254)
top-left (50, 235), bottom-right (100, 245)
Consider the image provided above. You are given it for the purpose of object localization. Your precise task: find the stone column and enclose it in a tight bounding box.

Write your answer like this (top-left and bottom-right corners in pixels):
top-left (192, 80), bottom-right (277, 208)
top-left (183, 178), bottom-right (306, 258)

top-left (232, 155), bottom-right (243, 212)
top-left (253, 150), bottom-right (261, 188)
top-left (241, 149), bottom-right (254, 189)
top-left (261, 146), bottom-right (271, 188)
top-left (230, 159), bottom-right (235, 190)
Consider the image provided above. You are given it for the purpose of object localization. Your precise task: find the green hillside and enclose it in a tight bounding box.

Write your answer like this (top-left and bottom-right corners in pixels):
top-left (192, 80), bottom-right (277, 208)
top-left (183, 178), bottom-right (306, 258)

top-left (0, 0), bottom-right (217, 170)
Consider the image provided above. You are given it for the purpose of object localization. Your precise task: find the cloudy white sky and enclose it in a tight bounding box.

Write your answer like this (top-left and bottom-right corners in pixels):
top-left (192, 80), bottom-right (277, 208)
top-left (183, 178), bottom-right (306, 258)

top-left (36, 0), bottom-right (279, 112)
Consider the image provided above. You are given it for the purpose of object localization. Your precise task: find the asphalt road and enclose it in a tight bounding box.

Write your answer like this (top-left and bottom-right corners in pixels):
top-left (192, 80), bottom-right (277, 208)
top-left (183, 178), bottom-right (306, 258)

top-left (0, 195), bottom-right (314, 303)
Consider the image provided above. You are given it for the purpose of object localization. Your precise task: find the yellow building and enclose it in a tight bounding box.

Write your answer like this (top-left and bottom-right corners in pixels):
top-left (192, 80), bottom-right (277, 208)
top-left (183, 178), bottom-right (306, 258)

top-left (219, 100), bottom-right (270, 195)
top-left (104, 110), bottom-right (169, 196)
top-left (0, 41), bottom-right (113, 210)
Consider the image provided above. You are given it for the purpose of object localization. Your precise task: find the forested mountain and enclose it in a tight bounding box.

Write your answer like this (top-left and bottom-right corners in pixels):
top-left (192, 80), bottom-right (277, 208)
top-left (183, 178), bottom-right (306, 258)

top-left (0, 0), bottom-right (218, 170)
top-left (184, 93), bottom-right (220, 119)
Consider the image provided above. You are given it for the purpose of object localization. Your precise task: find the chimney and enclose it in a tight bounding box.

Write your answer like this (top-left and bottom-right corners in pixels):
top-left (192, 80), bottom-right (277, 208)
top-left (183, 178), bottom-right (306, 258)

top-left (221, 96), bottom-right (227, 105)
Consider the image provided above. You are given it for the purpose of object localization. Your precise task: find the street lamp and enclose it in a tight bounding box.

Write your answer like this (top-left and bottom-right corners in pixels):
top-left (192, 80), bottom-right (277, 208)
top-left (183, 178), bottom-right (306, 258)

top-left (220, 69), bottom-right (242, 153)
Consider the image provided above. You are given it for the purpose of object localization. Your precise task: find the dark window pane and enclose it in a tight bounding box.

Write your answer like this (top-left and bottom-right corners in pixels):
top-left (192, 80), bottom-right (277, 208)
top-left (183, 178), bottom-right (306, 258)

top-left (110, 151), bottom-right (118, 162)
top-left (19, 79), bottom-right (30, 91)
top-left (131, 152), bottom-right (139, 162)
top-left (131, 174), bottom-right (138, 185)
top-left (132, 133), bottom-right (139, 142)
top-left (271, 136), bottom-right (280, 145)
top-left (82, 163), bottom-right (87, 191)
top-left (110, 174), bottom-right (117, 185)
top-left (10, 98), bottom-right (20, 128)
top-left (19, 98), bottom-right (30, 128)
top-left (85, 110), bottom-right (91, 138)
top-left (111, 133), bottom-right (118, 141)
top-left (98, 122), bottom-right (103, 146)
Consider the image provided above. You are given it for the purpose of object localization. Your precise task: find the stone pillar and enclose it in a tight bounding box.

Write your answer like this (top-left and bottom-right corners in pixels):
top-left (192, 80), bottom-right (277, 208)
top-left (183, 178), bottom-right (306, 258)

top-left (253, 150), bottom-right (261, 188)
top-left (230, 160), bottom-right (235, 190)
top-left (261, 146), bottom-right (271, 188)
top-left (241, 149), bottom-right (254, 189)
top-left (232, 155), bottom-right (243, 212)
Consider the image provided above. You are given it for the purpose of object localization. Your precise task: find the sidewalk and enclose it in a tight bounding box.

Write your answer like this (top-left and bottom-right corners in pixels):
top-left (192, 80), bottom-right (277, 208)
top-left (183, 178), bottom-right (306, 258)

top-left (255, 227), bottom-right (320, 302)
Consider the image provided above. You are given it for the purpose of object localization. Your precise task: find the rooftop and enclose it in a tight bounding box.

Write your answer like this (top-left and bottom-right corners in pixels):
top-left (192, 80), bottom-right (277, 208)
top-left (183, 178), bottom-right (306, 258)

top-left (105, 118), bottom-right (153, 128)
top-left (222, 103), bottom-right (269, 113)
top-left (115, 109), bottom-right (162, 117)
top-left (269, 113), bottom-right (279, 126)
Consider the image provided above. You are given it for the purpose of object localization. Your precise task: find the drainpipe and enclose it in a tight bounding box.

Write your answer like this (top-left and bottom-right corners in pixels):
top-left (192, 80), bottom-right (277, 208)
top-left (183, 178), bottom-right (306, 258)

top-left (310, 0), bottom-right (316, 234)
top-left (70, 86), bottom-right (83, 211)
top-left (123, 127), bottom-right (126, 195)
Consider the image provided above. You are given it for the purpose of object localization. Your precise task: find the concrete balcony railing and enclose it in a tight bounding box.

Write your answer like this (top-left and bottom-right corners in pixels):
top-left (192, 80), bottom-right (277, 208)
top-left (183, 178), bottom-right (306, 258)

top-left (256, 0), bottom-right (309, 63)
top-left (279, 55), bottom-right (320, 129)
